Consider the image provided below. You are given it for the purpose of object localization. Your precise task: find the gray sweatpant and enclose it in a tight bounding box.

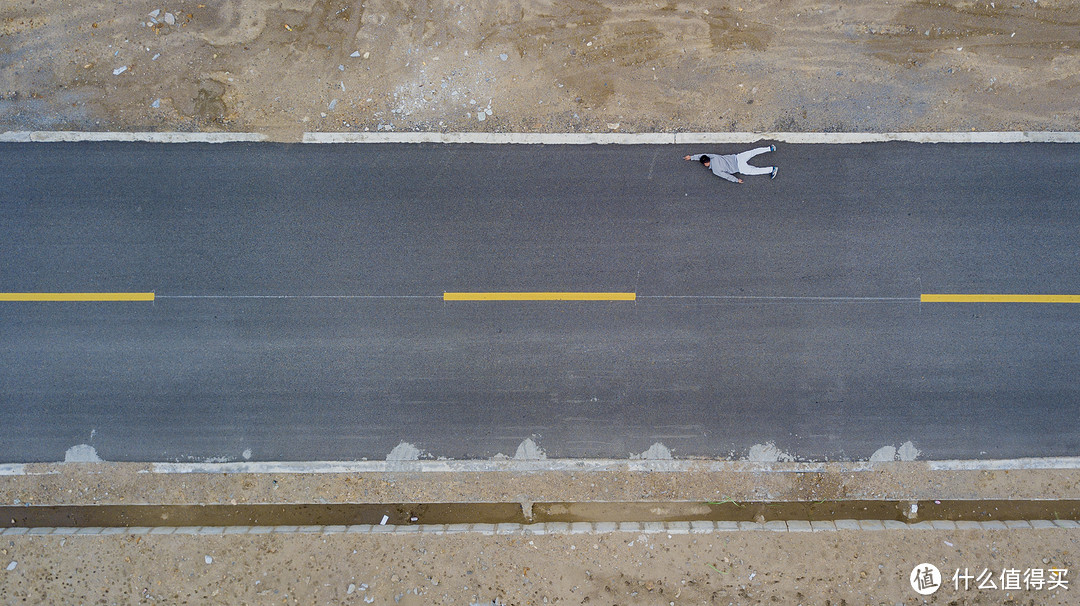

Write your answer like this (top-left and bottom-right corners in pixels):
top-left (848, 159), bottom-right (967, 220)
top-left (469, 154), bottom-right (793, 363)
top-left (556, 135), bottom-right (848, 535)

top-left (735, 146), bottom-right (775, 176)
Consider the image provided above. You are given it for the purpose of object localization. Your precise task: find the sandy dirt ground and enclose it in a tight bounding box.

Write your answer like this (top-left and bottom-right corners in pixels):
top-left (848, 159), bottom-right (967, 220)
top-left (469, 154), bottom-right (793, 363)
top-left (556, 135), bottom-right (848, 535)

top-left (1, 463), bottom-right (1078, 603)
top-left (2, 0), bottom-right (1079, 138)
top-left (0, 529), bottom-right (1077, 604)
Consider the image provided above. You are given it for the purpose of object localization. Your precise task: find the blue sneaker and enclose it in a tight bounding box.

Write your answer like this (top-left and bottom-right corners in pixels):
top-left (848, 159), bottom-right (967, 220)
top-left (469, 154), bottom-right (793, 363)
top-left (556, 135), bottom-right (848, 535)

top-left (770, 167), bottom-right (778, 179)
top-left (770, 144), bottom-right (776, 152)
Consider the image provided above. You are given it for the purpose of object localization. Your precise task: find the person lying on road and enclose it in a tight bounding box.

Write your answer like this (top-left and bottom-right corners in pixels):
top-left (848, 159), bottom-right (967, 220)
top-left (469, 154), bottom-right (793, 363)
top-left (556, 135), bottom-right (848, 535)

top-left (684, 145), bottom-right (778, 183)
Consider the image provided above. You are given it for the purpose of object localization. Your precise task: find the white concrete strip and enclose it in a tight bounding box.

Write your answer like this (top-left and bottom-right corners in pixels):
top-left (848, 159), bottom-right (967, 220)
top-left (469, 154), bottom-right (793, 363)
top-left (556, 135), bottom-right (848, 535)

top-left (677, 131), bottom-right (1080, 144)
top-left (302, 131), bottom-right (677, 144)
top-left (927, 456), bottom-right (1080, 471)
top-left (0, 131), bottom-right (267, 143)
top-left (149, 460), bottom-right (829, 474)
top-left (304, 131), bottom-right (1080, 144)
top-left (148, 456), bottom-right (1080, 475)
top-left (5, 131), bottom-right (1080, 145)
top-left (0, 464), bottom-right (27, 476)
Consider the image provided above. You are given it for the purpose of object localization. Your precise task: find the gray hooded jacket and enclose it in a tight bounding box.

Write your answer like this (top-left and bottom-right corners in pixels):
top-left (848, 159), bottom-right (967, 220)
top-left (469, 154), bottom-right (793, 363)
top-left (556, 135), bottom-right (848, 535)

top-left (690, 153), bottom-right (739, 182)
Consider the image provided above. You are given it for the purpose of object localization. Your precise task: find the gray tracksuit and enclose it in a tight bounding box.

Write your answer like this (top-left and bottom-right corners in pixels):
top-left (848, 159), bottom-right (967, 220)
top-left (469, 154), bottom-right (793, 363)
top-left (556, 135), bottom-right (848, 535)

top-left (689, 153), bottom-right (740, 183)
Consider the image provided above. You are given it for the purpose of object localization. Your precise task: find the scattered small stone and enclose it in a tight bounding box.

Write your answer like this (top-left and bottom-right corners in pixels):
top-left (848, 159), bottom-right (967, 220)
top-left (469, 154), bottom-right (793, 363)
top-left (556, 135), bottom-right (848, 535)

top-left (163, 12), bottom-right (175, 25)
top-left (328, 99), bottom-right (338, 110)
top-left (499, 53), bottom-right (508, 61)
top-left (347, 584), bottom-right (356, 595)
top-left (477, 112), bottom-right (486, 121)
top-left (6, 562), bottom-right (16, 571)
top-left (204, 555), bottom-right (213, 564)
top-left (148, 9), bottom-right (160, 18)
top-left (380, 514), bottom-right (389, 525)
top-left (363, 52), bottom-right (370, 59)
top-left (338, 64), bottom-right (344, 71)
top-left (152, 53), bottom-right (160, 60)
top-left (112, 66), bottom-right (128, 75)
top-left (351, 51), bottom-right (362, 57)
top-left (151, 99), bottom-right (160, 108)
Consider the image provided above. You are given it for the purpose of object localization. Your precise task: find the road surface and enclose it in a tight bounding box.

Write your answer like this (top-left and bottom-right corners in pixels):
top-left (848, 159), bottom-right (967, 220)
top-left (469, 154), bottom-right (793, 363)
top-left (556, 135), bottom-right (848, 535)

top-left (1, 141), bottom-right (1078, 462)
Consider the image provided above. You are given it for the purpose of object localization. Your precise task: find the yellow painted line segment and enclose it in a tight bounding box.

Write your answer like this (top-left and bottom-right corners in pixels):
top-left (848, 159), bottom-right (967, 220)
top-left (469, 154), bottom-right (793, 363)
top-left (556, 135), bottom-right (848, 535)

top-left (444, 292), bottom-right (636, 301)
top-left (922, 294), bottom-right (1080, 304)
top-left (0, 292), bottom-right (155, 302)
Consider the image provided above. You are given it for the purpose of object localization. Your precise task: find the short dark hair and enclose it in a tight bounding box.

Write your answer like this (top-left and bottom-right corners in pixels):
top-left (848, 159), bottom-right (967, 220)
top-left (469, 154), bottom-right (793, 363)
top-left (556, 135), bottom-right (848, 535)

top-left (699, 155), bottom-right (710, 165)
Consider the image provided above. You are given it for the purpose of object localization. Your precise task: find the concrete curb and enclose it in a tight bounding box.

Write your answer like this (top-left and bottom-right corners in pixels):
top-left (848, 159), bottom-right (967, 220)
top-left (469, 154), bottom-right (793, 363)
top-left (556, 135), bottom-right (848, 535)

top-left (3, 520), bottom-right (1076, 536)
top-left (139, 456), bottom-right (1080, 475)
top-left (0, 131), bottom-right (267, 143)
top-left (3, 131), bottom-right (1080, 145)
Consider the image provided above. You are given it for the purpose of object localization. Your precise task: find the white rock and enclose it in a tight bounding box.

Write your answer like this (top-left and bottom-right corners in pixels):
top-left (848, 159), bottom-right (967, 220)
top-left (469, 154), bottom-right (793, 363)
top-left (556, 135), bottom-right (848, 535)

top-left (112, 66), bottom-right (128, 76)
top-left (347, 584), bottom-right (356, 595)
top-left (148, 9), bottom-right (160, 18)
top-left (499, 53), bottom-right (508, 61)
top-left (477, 112), bottom-right (486, 121)
top-left (5, 562), bottom-right (15, 571)
top-left (204, 555), bottom-right (213, 564)
top-left (151, 99), bottom-right (161, 108)
top-left (350, 51), bottom-right (362, 57)
top-left (164, 12), bottom-right (175, 25)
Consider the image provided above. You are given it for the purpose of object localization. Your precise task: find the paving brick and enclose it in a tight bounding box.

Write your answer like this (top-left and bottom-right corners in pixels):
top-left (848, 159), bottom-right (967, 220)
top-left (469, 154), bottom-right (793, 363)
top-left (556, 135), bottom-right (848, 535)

top-left (593, 522), bottom-right (618, 533)
top-left (689, 521), bottom-right (715, 533)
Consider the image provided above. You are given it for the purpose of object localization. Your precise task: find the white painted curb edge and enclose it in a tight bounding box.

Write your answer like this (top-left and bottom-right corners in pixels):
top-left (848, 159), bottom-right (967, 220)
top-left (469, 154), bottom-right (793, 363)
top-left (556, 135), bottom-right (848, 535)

top-left (1, 458), bottom-right (1073, 479)
top-left (146, 456), bottom-right (1080, 475)
top-left (4, 457), bottom-right (1077, 476)
top-left (0, 131), bottom-right (267, 143)
top-left (2, 519), bottom-right (1077, 536)
top-left (3, 131), bottom-right (1080, 144)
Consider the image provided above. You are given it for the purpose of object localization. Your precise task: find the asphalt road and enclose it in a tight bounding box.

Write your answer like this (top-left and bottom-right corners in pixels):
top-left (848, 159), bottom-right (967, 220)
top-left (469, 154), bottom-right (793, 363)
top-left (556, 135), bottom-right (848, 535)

top-left (1, 142), bottom-right (1078, 463)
